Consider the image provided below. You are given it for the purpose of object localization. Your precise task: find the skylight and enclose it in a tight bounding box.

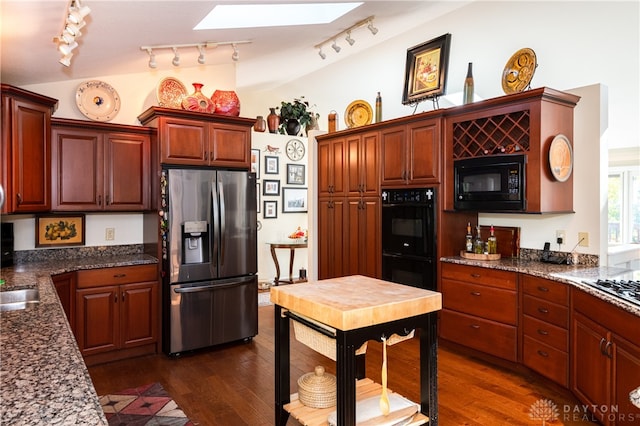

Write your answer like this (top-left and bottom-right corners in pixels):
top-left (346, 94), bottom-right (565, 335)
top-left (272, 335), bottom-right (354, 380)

top-left (193, 2), bottom-right (363, 30)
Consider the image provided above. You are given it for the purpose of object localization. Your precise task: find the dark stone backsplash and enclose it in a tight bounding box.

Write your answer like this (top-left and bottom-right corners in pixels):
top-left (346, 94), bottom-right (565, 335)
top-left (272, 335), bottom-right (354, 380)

top-left (14, 244), bottom-right (145, 264)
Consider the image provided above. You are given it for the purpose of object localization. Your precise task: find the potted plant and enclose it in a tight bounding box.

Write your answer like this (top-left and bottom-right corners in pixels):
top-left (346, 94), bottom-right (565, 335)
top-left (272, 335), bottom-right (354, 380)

top-left (277, 96), bottom-right (317, 135)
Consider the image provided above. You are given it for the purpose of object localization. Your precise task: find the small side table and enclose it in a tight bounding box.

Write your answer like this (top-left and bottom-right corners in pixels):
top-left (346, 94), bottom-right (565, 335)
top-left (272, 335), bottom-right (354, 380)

top-left (268, 241), bottom-right (308, 285)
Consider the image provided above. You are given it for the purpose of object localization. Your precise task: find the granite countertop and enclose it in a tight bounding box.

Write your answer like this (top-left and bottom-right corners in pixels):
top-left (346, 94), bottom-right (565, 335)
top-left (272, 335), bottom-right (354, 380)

top-left (0, 254), bottom-right (157, 425)
top-left (440, 256), bottom-right (640, 317)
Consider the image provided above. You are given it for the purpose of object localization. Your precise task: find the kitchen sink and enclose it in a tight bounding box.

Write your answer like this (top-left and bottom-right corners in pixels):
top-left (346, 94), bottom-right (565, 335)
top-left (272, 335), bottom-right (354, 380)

top-left (0, 289), bottom-right (40, 312)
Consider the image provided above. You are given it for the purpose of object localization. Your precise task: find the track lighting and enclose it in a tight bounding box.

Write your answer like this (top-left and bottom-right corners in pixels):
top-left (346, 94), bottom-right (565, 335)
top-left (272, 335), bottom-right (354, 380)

top-left (197, 45), bottom-right (206, 64)
top-left (147, 48), bottom-right (157, 68)
top-left (231, 44), bottom-right (239, 61)
top-left (139, 41), bottom-right (251, 68)
top-left (313, 16), bottom-right (377, 59)
top-left (171, 47), bottom-right (180, 66)
top-left (345, 32), bottom-right (355, 46)
top-left (367, 20), bottom-right (378, 35)
top-left (53, 0), bottom-right (91, 67)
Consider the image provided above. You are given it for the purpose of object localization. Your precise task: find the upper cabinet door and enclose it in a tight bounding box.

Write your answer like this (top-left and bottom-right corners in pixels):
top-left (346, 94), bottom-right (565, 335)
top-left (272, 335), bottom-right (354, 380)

top-left (159, 117), bottom-right (208, 165)
top-left (105, 133), bottom-right (150, 210)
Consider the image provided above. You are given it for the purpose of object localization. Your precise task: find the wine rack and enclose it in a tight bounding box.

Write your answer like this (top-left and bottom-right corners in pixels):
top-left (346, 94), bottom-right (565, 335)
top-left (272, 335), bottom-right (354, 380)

top-left (452, 110), bottom-right (530, 159)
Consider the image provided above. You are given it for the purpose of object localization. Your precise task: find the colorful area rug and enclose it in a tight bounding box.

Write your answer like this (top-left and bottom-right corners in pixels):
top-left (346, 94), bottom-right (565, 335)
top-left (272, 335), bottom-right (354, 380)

top-left (99, 382), bottom-right (195, 425)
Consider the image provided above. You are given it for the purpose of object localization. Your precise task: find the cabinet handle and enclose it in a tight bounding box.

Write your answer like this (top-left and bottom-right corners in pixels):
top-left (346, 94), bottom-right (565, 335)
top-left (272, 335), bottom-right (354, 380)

top-left (98, 195), bottom-right (102, 206)
top-left (105, 195), bottom-right (110, 205)
top-left (16, 193), bottom-right (22, 205)
top-left (114, 293), bottom-right (118, 303)
top-left (470, 291), bottom-right (481, 296)
top-left (537, 350), bottom-right (549, 358)
top-left (604, 341), bottom-right (613, 359)
top-left (537, 286), bottom-right (549, 292)
top-left (122, 292), bottom-right (125, 302)
top-left (469, 324), bottom-right (480, 329)
top-left (113, 274), bottom-right (126, 278)
top-left (599, 337), bottom-right (607, 355)
top-left (470, 273), bottom-right (481, 278)
top-left (537, 329), bottom-right (549, 336)
top-left (537, 307), bottom-right (549, 314)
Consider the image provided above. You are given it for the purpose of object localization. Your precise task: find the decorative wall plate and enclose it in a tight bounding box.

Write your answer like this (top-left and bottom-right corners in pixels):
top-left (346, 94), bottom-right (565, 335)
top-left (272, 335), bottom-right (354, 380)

top-left (501, 48), bottom-right (537, 94)
top-left (549, 134), bottom-right (573, 182)
top-left (285, 139), bottom-right (305, 161)
top-left (345, 100), bottom-right (373, 128)
top-left (156, 77), bottom-right (187, 108)
top-left (75, 80), bottom-right (121, 122)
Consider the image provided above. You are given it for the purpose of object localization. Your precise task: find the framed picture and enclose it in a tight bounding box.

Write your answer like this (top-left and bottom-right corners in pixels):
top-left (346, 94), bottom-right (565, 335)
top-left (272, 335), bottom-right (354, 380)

top-left (263, 200), bottom-right (278, 218)
top-left (263, 179), bottom-right (280, 196)
top-left (286, 163), bottom-right (305, 185)
top-left (256, 183), bottom-right (261, 212)
top-left (251, 149), bottom-right (260, 178)
top-left (36, 214), bottom-right (85, 247)
top-left (265, 155), bottom-right (279, 174)
top-left (282, 187), bottom-right (308, 213)
top-left (402, 33), bottom-right (452, 105)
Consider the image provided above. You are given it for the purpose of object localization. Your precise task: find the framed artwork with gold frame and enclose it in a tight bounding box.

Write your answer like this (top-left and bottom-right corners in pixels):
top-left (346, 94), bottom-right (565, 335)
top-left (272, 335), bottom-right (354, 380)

top-left (402, 33), bottom-right (452, 105)
top-left (36, 214), bottom-right (85, 247)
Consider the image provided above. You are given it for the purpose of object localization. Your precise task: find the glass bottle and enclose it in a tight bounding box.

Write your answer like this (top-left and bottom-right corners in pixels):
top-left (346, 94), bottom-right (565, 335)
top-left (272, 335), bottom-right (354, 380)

top-left (463, 62), bottom-right (474, 105)
top-left (375, 92), bottom-right (382, 123)
top-left (487, 224), bottom-right (498, 254)
top-left (473, 225), bottom-right (484, 254)
top-left (465, 222), bottom-right (473, 253)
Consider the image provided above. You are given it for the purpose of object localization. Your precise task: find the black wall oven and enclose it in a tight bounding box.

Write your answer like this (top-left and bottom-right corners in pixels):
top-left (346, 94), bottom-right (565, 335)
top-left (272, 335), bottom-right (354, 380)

top-left (381, 188), bottom-right (436, 290)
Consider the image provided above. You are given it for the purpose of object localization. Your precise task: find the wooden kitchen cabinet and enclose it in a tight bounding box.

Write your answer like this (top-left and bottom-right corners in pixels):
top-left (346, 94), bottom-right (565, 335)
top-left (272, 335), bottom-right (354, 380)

top-left (572, 288), bottom-right (640, 425)
top-left (1, 84), bottom-right (57, 214)
top-left (137, 107), bottom-right (254, 169)
top-left (75, 264), bottom-right (158, 365)
top-left (380, 118), bottom-right (441, 187)
top-left (51, 119), bottom-right (151, 211)
top-left (443, 87), bottom-right (580, 212)
top-left (317, 136), bottom-right (346, 198)
top-left (345, 197), bottom-right (381, 278)
top-left (521, 275), bottom-right (569, 387)
top-left (52, 272), bottom-right (76, 335)
top-left (346, 131), bottom-right (379, 197)
top-left (317, 198), bottom-right (346, 279)
top-left (439, 262), bottom-right (518, 361)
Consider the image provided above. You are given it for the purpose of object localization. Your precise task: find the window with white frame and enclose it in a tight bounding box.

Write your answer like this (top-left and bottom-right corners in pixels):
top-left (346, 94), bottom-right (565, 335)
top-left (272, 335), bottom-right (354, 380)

top-left (608, 166), bottom-right (640, 244)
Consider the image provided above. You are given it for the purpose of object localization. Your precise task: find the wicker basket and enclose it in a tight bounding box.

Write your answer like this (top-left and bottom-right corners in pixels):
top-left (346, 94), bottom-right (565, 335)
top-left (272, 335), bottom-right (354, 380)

top-left (292, 318), bottom-right (367, 361)
top-left (298, 366), bottom-right (336, 408)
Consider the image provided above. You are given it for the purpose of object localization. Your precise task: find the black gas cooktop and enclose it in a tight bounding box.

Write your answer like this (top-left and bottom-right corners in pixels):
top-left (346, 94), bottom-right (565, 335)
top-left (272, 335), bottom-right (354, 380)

top-left (585, 278), bottom-right (640, 307)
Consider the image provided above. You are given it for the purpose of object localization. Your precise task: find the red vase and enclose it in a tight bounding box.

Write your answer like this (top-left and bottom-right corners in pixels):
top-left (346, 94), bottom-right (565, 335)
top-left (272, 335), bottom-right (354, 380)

top-left (181, 83), bottom-right (215, 113)
top-left (253, 116), bottom-right (266, 132)
top-left (211, 90), bottom-right (240, 116)
top-left (267, 107), bottom-right (280, 134)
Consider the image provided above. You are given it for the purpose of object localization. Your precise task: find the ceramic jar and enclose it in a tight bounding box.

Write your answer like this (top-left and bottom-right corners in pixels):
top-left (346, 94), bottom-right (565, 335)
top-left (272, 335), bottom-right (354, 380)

top-left (181, 83), bottom-right (215, 113)
top-left (211, 90), bottom-right (240, 116)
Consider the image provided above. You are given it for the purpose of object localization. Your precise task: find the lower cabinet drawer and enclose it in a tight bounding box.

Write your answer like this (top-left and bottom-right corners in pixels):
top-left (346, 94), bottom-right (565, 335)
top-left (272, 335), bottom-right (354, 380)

top-left (523, 335), bottom-right (568, 387)
top-left (440, 309), bottom-right (517, 362)
top-left (77, 264), bottom-right (157, 288)
top-left (522, 314), bottom-right (568, 351)
top-left (523, 294), bottom-right (568, 328)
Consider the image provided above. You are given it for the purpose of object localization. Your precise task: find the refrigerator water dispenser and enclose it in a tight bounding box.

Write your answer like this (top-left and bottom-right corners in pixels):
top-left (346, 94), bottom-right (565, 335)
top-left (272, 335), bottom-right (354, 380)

top-left (183, 220), bottom-right (209, 264)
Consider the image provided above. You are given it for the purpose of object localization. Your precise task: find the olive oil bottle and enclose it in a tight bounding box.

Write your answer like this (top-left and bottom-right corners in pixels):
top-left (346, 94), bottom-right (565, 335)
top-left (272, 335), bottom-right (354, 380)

top-left (487, 225), bottom-right (497, 254)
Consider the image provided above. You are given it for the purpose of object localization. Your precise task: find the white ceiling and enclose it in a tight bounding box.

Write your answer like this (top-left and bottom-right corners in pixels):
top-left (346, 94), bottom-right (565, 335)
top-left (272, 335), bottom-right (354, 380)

top-left (0, 1), bottom-right (466, 90)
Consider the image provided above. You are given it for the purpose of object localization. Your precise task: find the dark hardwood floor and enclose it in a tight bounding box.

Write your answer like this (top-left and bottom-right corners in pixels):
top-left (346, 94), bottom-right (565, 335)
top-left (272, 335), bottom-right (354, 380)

top-left (88, 304), bottom-right (596, 425)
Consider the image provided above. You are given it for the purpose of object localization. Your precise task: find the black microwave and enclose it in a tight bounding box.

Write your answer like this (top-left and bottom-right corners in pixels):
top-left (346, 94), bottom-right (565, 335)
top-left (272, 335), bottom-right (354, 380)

top-left (454, 154), bottom-right (526, 211)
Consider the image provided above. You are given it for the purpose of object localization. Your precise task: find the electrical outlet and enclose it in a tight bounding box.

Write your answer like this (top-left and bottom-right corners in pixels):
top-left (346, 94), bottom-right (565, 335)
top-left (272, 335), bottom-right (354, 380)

top-left (556, 230), bottom-right (565, 245)
top-left (105, 228), bottom-right (115, 241)
top-left (578, 232), bottom-right (589, 247)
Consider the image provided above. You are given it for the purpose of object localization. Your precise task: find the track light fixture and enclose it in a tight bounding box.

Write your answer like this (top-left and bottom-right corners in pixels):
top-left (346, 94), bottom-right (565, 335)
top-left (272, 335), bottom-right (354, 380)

top-left (367, 20), bottom-right (378, 35)
top-left (139, 41), bottom-right (251, 68)
top-left (345, 31), bottom-right (355, 46)
top-left (53, 0), bottom-right (91, 67)
top-left (313, 16), bottom-right (377, 59)
top-left (172, 47), bottom-right (180, 66)
top-left (231, 44), bottom-right (239, 61)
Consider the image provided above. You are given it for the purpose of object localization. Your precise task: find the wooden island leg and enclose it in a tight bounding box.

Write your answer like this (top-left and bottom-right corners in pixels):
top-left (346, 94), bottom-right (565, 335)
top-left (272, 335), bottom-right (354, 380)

top-left (274, 305), bottom-right (291, 426)
top-left (335, 330), bottom-right (357, 425)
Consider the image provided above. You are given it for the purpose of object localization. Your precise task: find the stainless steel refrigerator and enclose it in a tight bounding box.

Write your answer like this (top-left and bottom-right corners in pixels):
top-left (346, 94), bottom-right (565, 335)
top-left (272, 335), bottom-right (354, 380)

top-left (161, 168), bottom-right (257, 356)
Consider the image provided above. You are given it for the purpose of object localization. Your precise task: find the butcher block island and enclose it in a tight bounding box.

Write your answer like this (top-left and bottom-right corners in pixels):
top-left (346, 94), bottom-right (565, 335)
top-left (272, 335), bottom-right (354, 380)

top-left (271, 275), bottom-right (442, 426)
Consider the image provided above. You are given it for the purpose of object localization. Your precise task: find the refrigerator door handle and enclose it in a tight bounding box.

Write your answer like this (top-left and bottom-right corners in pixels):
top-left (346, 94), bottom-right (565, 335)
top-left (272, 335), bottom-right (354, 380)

top-left (173, 276), bottom-right (255, 293)
top-left (218, 181), bottom-right (226, 266)
top-left (211, 181), bottom-right (220, 263)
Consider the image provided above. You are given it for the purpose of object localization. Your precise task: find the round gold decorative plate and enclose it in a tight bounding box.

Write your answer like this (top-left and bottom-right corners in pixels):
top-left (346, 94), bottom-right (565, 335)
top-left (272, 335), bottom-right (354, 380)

top-left (549, 134), bottom-right (573, 182)
top-left (75, 80), bottom-right (121, 122)
top-left (157, 77), bottom-right (187, 108)
top-left (501, 48), bottom-right (537, 94)
top-left (345, 100), bottom-right (373, 128)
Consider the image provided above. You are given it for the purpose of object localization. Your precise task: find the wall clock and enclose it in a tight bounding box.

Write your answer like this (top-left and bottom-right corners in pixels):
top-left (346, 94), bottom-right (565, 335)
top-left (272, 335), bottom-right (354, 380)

top-left (75, 80), bottom-right (121, 122)
top-left (285, 139), bottom-right (305, 161)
